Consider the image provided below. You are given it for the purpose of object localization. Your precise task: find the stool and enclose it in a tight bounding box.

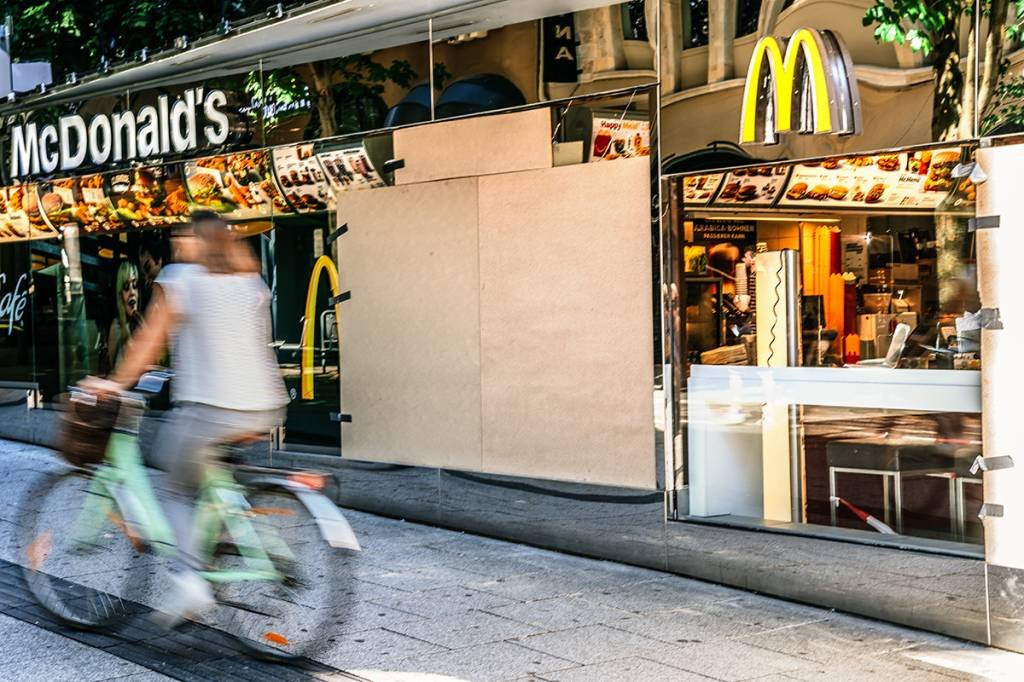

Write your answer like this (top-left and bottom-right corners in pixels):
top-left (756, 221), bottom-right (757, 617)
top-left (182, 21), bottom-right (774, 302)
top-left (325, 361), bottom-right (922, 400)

top-left (827, 440), bottom-right (959, 534)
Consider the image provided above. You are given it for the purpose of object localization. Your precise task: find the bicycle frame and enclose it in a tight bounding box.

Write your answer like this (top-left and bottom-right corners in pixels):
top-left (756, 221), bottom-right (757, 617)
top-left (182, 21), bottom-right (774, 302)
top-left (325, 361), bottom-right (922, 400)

top-left (73, 431), bottom-right (285, 584)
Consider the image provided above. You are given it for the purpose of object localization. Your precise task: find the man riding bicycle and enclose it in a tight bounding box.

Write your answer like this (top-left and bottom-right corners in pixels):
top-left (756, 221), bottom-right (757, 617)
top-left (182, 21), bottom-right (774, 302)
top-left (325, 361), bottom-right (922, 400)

top-left (83, 210), bottom-right (289, 627)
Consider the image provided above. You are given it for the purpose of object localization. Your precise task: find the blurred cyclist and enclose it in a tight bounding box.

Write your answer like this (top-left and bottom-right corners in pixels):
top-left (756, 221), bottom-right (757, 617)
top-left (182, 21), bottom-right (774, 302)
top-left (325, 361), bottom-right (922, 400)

top-left (83, 210), bottom-right (288, 627)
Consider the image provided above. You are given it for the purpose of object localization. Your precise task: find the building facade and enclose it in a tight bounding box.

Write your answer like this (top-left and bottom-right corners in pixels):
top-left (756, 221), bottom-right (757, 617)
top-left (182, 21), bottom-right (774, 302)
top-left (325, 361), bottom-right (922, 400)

top-left (1, 0), bottom-right (1022, 652)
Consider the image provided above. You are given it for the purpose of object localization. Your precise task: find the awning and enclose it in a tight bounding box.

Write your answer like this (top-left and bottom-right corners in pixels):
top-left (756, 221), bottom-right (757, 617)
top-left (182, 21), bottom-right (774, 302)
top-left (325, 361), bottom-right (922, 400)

top-left (1, 0), bottom-right (614, 114)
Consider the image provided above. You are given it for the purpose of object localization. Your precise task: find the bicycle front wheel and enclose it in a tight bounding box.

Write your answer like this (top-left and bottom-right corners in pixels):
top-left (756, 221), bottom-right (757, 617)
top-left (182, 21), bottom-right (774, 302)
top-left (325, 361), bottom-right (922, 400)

top-left (16, 468), bottom-right (151, 628)
top-left (205, 483), bottom-right (358, 660)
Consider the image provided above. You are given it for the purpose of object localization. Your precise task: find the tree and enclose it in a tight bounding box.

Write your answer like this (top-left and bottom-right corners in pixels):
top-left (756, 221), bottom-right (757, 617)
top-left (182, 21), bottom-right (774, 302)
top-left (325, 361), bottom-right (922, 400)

top-left (7, 1), bottom-right (282, 80)
top-left (863, 0), bottom-right (1024, 140)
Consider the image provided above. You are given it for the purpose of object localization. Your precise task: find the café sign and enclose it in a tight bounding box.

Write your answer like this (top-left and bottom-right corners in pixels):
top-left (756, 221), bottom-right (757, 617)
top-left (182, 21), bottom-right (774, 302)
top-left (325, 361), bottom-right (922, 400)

top-left (9, 87), bottom-right (232, 179)
top-left (0, 271), bottom-right (28, 335)
top-left (739, 28), bottom-right (860, 145)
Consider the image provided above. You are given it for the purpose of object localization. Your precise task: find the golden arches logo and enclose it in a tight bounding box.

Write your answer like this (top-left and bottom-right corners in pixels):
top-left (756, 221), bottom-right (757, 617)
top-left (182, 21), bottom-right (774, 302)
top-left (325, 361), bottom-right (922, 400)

top-left (300, 255), bottom-right (342, 401)
top-left (739, 28), bottom-right (860, 145)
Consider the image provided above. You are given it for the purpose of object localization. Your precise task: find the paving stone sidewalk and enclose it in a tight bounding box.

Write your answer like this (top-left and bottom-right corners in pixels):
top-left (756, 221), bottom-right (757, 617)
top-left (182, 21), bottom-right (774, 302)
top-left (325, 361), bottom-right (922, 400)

top-left (1, 437), bottom-right (1021, 681)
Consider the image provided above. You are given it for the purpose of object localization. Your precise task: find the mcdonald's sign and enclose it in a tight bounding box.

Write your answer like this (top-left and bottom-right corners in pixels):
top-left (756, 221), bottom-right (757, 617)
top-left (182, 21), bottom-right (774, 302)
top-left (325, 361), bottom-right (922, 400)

top-left (300, 255), bottom-right (342, 401)
top-left (739, 28), bottom-right (861, 145)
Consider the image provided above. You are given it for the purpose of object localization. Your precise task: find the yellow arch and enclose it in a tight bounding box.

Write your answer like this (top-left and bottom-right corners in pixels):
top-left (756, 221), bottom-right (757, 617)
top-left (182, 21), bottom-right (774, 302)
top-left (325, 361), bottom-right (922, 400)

top-left (300, 255), bottom-right (341, 400)
top-left (740, 28), bottom-right (833, 144)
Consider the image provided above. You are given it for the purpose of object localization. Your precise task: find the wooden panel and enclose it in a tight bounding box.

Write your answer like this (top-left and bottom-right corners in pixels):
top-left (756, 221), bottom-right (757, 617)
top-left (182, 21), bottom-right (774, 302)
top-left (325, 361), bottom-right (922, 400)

top-left (338, 179), bottom-right (482, 470)
top-left (393, 109), bottom-right (552, 185)
top-left (477, 158), bottom-right (656, 488)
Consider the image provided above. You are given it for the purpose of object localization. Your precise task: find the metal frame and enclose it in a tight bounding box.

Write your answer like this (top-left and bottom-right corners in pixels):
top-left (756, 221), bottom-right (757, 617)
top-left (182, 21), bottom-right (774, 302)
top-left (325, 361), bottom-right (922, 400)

top-left (829, 465), bottom-right (958, 535)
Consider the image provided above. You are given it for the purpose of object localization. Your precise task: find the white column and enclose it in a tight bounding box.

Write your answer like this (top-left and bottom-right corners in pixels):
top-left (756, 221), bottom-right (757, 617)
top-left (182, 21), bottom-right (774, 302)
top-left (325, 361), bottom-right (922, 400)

top-left (976, 145), bottom-right (1024, 570)
top-left (707, 0), bottom-right (736, 83)
top-left (650, 0), bottom-right (683, 94)
top-left (575, 6), bottom-right (627, 78)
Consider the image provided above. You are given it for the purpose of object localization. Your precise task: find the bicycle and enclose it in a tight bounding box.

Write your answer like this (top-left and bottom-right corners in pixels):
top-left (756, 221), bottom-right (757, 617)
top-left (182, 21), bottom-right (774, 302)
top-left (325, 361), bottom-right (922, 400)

top-left (15, 376), bottom-right (362, 661)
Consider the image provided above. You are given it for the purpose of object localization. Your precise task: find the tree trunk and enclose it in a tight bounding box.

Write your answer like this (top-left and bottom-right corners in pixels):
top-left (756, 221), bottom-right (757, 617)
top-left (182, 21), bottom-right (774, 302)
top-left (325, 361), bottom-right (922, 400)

top-left (309, 62), bottom-right (337, 138)
top-left (978, 0), bottom-right (1010, 129)
top-left (931, 11), bottom-right (962, 142)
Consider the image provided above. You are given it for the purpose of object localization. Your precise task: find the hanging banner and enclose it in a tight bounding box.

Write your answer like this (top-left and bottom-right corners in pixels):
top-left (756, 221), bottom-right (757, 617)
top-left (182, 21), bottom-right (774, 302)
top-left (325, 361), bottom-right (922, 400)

top-left (543, 14), bottom-right (579, 83)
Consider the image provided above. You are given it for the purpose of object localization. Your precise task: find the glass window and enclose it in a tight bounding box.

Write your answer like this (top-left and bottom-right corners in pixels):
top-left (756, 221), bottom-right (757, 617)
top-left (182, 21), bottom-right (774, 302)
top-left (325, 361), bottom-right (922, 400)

top-left (669, 145), bottom-right (984, 552)
top-left (684, 0), bottom-right (710, 49)
top-left (621, 1), bottom-right (649, 41)
top-left (736, 0), bottom-right (762, 38)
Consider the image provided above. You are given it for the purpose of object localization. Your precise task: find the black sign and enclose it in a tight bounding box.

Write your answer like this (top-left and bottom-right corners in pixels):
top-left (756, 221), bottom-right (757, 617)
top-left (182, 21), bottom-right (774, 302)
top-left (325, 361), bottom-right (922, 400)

top-left (543, 14), bottom-right (579, 84)
top-left (0, 242), bottom-right (33, 384)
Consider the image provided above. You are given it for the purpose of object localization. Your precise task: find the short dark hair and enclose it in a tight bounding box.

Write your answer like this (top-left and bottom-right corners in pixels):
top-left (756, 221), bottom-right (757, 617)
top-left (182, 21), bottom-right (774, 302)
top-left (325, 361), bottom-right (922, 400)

top-left (190, 209), bottom-right (222, 225)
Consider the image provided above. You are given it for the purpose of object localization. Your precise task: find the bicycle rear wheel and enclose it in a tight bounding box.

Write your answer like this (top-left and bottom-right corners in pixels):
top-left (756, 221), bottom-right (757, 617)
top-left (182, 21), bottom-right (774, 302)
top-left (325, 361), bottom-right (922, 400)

top-left (205, 483), bottom-right (357, 660)
top-left (16, 468), bottom-right (151, 628)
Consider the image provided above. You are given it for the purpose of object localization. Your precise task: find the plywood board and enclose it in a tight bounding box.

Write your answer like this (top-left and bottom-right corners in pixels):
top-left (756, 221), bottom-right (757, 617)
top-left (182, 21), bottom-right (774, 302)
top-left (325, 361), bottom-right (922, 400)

top-left (477, 158), bottom-right (656, 489)
top-left (337, 179), bottom-right (483, 470)
top-left (394, 108), bottom-right (552, 185)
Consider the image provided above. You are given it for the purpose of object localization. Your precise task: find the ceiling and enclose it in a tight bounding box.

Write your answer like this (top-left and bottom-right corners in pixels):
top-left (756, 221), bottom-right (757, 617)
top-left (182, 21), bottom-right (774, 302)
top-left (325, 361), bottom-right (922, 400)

top-left (2, 0), bottom-right (618, 113)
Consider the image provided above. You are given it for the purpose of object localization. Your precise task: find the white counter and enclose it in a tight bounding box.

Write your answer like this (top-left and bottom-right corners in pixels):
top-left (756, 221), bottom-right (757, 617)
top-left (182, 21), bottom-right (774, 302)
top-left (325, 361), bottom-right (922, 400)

top-left (686, 365), bottom-right (981, 518)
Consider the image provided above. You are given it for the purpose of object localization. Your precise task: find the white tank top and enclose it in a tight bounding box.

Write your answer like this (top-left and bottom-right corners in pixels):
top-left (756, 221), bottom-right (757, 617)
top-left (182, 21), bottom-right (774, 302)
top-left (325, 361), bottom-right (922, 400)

top-left (157, 264), bottom-right (289, 411)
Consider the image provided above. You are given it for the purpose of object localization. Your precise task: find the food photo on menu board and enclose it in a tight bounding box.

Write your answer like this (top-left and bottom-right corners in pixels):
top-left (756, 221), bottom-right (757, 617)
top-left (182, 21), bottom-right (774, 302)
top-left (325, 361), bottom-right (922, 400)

top-left (317, 147), bottom-right (386, 191)
top-left (589, 117), bottom-right (651, 162)
top-left (0, 185), bottom-right (58, 241)
top-left (185, 151), bottom-right (289, 219)
top-left (107, 166), bottom-right (191, 227)
top-left (38, 176), bottom-right (123, 233)
top-left (271, 144), bottom-right (333, 213)
top-left (681, 174), bottom-right (724, 207)
top-left (712, 165), bottom-right (790, 206)
top-left (777, 148), bottom-right (967, 210)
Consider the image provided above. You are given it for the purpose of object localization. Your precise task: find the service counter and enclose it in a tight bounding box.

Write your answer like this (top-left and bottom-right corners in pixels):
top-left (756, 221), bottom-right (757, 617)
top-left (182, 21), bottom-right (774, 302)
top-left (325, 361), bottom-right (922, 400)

top-left (687, 364), bottom-right (982, 520)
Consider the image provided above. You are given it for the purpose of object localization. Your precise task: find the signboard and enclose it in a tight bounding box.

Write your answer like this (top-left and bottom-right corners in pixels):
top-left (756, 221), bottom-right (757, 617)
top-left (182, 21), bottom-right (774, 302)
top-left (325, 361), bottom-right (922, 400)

top-left (271, 144), bottom-right (333, 213)
top-left (777, 147), bottom-right (966, 210)
top-left (317, 147), bottom-right (385, 191)
top-left (589, 117), bottom-right (651, 162)
top-left (740, 28), bottom-right (860, 145)
top-left (9, 88), bottom-right (233, 179)
top-left (692, 220), bottom-right (757, 293)
top-left (0, 242), bottom-right (33, 383)
top-left (543, 14), bottom-right (579, 84)
top-left (711, 165), bottom-right (790, 207)
top-left (184, 150), bottom-right (288, 219)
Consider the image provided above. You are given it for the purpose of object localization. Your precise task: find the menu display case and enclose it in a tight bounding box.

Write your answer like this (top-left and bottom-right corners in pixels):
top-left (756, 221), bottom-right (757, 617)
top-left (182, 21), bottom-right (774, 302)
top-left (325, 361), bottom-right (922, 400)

top-left (38, 176), bottom-right (124, 233)
top-left (107, 166), bottom-right (191, 228)
top-left (271, 144), bottom-right (333, 213)
top-left (317, 146), bottom-right (386, 192)
top-left (681, 174), bottom-right (724, 208)
top-left (184, 151), bottom-right (289, 219)
top-left (0, 185), bottom-right (59, 242)
top-left (778, 147), bottom-right (969, 210)
top-left (711, 165), bottom-right (790, 207)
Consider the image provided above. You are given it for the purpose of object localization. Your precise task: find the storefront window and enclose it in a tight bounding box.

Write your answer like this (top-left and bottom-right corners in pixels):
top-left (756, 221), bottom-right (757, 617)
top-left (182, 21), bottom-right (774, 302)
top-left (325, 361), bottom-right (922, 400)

top-left (684, 0), bottom-right (711, 49)
top-left (671, 145), bottom-right (984, 551)
top-left (736, 0), bottom-right (762, 38)
top-left (621, 1), bottom-right (649, 41)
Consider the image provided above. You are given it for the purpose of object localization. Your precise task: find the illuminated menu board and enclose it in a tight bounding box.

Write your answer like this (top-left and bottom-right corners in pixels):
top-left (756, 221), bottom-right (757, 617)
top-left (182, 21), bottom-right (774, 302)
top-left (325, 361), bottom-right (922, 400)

top-left (0, 185), bottom-right (59, 242)
top-left (271, 144), bottom-right (334, 213)
top-left (317, 146), bottom-right (386, 192)
top-left (107, 166), bottom-right (191, 228)
top-left (185, 151), bottom-right (290, 219)
top-left (777, 148), bottom-right (970, 210)
top-left (710, 165), bottom-right (791, 207)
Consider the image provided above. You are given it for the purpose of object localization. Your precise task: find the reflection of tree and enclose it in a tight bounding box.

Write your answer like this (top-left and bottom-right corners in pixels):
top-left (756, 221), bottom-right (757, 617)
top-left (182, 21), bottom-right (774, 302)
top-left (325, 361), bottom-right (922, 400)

top-left (863, 0), bottom-right (1024, 139)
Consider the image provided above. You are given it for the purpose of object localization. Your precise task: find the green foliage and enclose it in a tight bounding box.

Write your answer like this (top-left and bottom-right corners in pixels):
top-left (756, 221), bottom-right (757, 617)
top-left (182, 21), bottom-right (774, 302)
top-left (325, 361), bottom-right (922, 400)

top-left (861, 0), bottom-right (963, 55)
